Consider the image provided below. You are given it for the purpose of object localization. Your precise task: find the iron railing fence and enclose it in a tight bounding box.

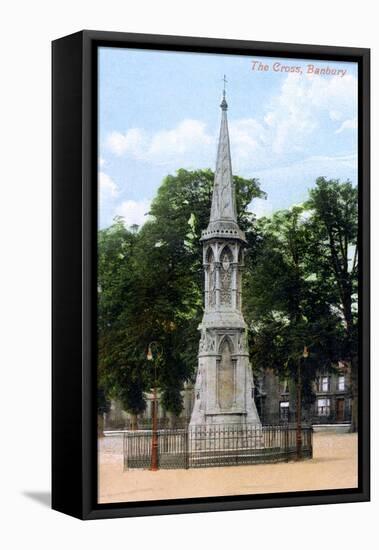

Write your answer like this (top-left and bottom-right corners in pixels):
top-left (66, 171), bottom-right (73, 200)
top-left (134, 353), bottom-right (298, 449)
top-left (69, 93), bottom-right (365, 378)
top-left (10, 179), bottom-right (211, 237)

top-left (123, 424), bottom-right (313, 470)
top-left (310, 413), bottom-right (350, 425)
top-left (259, 412), bottom-right (351, 427)
top-left (124, 428), bottom-right (188, 469)
top-left (259, 412), bottom-right (310, 427)
top-left (105, 415), bottom-right (349, 437)
top-left (106, 416), bottom-right (191, 431)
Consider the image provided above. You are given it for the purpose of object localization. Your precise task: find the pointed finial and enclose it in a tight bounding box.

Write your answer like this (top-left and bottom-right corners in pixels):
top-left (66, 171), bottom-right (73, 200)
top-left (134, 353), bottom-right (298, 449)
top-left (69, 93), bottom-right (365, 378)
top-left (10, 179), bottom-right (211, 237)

top-left (220, 74), bottom-right (228, 110)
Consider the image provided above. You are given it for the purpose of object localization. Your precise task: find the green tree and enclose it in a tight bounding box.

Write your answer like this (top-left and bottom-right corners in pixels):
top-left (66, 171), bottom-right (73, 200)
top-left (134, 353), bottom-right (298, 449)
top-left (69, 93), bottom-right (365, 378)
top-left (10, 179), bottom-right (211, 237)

top-left (97, 218), bottom-right (147, 426)
top-left (98, 172), bottom-right (357, 431)
top-left (306, 177), bottom-right (358, 430)
top-left (131, 169), bottom-right (264, 418)
top-left (97, 169), bottom-right (265, 423)
top-left (244, 206), bottom-right (345, 417)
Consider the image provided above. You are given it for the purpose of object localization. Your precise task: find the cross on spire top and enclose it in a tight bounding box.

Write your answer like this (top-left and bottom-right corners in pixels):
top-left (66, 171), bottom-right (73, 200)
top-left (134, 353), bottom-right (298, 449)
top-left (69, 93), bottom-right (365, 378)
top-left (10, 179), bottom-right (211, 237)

top-left (223, 74), bottom-right (227, 97)
top-left (220, 75), bottom-right (228, 110)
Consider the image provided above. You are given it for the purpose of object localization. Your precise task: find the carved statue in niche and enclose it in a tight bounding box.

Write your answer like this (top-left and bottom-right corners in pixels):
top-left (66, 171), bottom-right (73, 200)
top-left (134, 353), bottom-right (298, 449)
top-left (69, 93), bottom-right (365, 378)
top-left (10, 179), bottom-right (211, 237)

top-left (237, 331), bottom-right (247, 352)
top-left (199, 330), bottom-right (205, 352)
top-left (199, 329), bottom-right (216, 352)
top-left (220, 247), bottom-right (232, 306)
top-left (205, 331), bottom-right (215, 351)
top-left (207, 248), bottom-right (216, 308)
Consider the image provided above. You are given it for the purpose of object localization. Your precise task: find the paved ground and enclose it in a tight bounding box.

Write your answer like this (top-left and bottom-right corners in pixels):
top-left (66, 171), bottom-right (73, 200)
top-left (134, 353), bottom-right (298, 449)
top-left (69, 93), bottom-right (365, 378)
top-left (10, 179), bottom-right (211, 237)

top-left (98, 432), bottom-right (358, 504)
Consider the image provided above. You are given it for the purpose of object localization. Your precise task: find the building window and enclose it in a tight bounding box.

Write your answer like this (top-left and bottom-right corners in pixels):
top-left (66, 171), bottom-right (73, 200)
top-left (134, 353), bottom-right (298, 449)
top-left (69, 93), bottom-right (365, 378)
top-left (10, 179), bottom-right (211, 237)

top-left (338, 375), bottom-right (345, 391)
top-left (317, 398), bottom-right (331, 416)
top-left (280, 401), bottom-right (290, 422)
top-left (318, 376), bottom-right (329, 392)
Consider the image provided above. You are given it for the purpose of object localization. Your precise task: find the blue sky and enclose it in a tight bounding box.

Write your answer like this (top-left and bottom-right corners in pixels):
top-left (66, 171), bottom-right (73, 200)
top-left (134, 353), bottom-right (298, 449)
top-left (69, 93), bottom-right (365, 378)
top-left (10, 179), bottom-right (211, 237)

top-left (98, 47), bottom-right (358, 229)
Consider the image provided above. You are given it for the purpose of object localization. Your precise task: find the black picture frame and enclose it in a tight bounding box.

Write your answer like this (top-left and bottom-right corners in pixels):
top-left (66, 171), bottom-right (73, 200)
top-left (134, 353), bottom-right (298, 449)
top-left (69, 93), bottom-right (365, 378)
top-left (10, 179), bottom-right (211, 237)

top-left (52, 30), bottom-right (370, 520)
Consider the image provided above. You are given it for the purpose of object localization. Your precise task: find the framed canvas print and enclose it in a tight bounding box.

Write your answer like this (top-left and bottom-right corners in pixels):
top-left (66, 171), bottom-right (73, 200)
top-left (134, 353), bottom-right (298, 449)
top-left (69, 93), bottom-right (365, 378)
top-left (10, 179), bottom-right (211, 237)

top-left (52, 30), bottom-right (370, 520)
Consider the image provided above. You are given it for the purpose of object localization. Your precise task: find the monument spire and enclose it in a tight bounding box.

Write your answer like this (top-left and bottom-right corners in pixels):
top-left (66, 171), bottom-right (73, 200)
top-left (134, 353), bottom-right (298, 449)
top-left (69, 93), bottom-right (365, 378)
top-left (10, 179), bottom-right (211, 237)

top-left (201, 81), bottom-right (246, 243)
top-left (209, 81), bottom-right (237, 224)
top-left (190, 88), bottom-right (261, 430)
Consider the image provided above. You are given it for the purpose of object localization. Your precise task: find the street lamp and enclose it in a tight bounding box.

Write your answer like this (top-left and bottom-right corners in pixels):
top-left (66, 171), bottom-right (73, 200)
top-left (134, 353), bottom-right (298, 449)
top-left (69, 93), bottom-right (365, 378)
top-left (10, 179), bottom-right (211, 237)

top-left (146, 341), bottom-right (162, 471)
top-left (296, 346), bottom-right (309, 460)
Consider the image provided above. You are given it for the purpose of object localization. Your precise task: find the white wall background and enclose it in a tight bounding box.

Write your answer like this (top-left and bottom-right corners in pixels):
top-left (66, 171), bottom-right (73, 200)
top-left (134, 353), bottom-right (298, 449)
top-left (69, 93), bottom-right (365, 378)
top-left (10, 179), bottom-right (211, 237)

top-left (0, 0), bottom-right (376, 548)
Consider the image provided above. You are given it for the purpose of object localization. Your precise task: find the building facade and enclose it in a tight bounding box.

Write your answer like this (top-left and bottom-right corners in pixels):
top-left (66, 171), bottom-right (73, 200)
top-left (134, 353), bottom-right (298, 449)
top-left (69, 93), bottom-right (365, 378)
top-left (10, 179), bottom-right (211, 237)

top-left (255, 362), bottom-right (352, 426)
top-left (104, 362), bottom-right (352, 431)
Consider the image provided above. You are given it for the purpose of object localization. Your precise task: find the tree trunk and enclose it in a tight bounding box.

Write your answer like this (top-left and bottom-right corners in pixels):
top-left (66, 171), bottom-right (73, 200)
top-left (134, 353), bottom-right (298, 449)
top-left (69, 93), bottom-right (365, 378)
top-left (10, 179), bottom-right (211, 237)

top-left (169, 413), bottom-right (177, 429)
top-left (350, 357), bottom-right (359, 432)
top-left (97, 414), bottom-right (105, 437)
top-left (130, 413), bottom-right (138, 431)
top-left (351, 394), bottom-right (358, 433)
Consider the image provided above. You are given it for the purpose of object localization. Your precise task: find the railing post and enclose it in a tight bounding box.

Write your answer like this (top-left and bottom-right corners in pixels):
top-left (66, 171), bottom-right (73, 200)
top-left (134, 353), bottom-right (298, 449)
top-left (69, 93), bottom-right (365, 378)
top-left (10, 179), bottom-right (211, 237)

top-left (150, 387), bottom-right (159, 471)
top-left (123, 432), bottom-right (127, 471)
top-left (185, 426), bottom-right (189, 469)
top-left (296, 356), bottom-right (303, 460)
top-left (285, 425), bottom-right (289, 461)
top-left (310, 426), bottom-right (313, 458)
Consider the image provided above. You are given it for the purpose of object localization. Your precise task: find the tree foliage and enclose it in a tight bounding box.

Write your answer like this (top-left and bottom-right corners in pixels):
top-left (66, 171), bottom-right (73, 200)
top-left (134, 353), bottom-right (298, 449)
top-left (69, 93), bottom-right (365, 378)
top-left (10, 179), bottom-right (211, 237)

top-left (98, 169), bottom-right (264, 417)
top-left (306, 177), bottom-right (359, 428)
top-left (244, 206), bottom-right (344, 406)
top-left (98, 171), bottom-right (358, 427)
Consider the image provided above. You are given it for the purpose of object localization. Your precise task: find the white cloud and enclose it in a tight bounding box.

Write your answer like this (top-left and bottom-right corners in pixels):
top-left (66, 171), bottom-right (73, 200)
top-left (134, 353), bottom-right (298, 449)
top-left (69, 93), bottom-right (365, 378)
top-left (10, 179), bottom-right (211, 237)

top-left (99, 156), bottom-right (106, 167)
top-left (229, 119), bottom-right (267, 160)
top-left (114, 199), bottom-right (151, 227)
top-left (329, 110), bottom-right (342, 122)
top-left (106, 119), bottom-right (213, 164)
top-left (107, 128), bottom-right (147, 158)
top-left (305, 73), bottom-right (357, 121)
top-left (301, 153), bottom-right (357, 170)
top-left (227, 72), bottom-right (358, 173)
top-left (265, 74), bottom-right (318, 155)
top-left (99, 171), bottom-right (119, 199)
top-left (255, 152), bottom-right (357, 183)
top-left (264, 72), bottom-right (357, 156)
top-left (250, 197), bottom-right (273, 218)
top-left (149, 119), bottom-right (212, 157)
top-left (335, 117), bottom-right (358, 134)
top-left (104, 72), bottom-right (357, 176)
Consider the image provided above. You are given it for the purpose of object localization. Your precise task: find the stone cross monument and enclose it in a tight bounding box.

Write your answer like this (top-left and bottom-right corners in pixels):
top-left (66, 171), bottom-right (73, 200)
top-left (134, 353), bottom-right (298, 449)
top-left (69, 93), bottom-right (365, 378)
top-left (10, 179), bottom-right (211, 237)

top-left (190, 88), bottom-right (261, 428)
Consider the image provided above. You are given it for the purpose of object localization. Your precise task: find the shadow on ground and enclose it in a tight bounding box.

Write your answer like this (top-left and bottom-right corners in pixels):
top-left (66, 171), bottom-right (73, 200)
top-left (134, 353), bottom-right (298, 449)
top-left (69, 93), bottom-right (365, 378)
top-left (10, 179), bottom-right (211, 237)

top-left (23, 491), bottom-right (51, 507)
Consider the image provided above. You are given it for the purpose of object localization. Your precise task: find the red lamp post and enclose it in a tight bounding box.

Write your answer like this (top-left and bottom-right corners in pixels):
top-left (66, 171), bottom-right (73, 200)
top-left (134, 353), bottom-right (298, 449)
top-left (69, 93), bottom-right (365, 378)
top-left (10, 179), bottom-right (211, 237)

top-left (296, 345), bottom-right (309, 460)
top-left (147, 342), bottom-right (162, 471)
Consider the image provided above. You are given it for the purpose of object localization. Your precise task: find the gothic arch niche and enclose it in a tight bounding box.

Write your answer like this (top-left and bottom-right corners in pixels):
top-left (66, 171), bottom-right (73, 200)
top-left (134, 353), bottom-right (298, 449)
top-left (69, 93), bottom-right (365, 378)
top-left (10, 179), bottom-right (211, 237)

top-left (238, 246), bottom-right (244, 264)
top-left (219, 245), bottom-right (233, 307)
top-left (206, 246), bottom-right (214, 263)
top-left (217, 337), bottom-right (235, 410)
top-left (206, 247), bottom-right (216, 308)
